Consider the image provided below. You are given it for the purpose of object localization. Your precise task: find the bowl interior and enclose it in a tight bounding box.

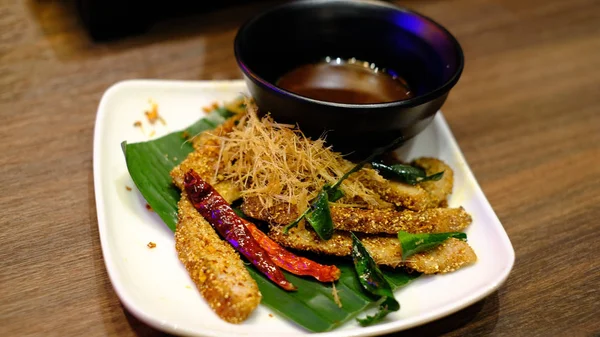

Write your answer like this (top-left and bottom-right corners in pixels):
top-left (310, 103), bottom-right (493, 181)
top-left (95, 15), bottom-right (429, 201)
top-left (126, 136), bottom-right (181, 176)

top-left (235, 0), bottom-right (463, 102)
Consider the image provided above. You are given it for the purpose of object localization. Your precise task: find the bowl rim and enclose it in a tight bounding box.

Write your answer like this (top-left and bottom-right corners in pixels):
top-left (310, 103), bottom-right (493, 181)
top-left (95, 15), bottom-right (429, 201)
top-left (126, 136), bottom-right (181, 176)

top-left (234, 0), bottom-right (464, 109)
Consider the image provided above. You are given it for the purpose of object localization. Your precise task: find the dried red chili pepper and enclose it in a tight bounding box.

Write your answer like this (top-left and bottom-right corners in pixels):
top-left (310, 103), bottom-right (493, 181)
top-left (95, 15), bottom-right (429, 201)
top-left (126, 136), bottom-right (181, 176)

top-left (244, 221), bottom-right (341, 282)
top-left (184, 170), bottom-right (296, 291)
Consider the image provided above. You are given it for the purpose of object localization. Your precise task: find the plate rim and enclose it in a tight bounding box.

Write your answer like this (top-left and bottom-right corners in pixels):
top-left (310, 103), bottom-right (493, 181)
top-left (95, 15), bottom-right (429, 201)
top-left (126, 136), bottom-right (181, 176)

top-left (93, 79), bottom-right (515, 337)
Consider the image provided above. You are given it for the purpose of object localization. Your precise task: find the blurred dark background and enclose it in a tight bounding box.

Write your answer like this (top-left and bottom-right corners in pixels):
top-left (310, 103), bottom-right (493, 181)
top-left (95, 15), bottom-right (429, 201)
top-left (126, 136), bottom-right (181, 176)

top-left (76, 0), bottom-right (289, 41)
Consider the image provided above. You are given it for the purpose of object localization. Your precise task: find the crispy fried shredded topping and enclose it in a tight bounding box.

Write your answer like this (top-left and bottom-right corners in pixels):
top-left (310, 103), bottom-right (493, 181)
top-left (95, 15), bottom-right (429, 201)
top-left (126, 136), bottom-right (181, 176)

top-left (145, 99), bottom-right (166, 125)
top-left (205, 101), bottom-right (384, 213)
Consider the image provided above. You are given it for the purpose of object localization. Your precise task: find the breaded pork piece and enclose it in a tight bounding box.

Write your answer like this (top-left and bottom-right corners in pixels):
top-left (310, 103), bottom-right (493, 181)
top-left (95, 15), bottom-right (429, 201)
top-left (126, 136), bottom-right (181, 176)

top-left (405, 238), bottom-right (477, 274)
top-left (171, 115), bottom-right (242, 203)
top-left (353, 168), bottom-right (433, 211)
top-left (175, 194), bottom-right (261, 323)
top-left (241, 197), bottom-right (472, 235)
top-left (413, 157), bottom-right (454, 208)
top-left (330, 206), bottom-right (472, 234)
top-left (240, 197), bottom-right (299, 225)
top-left (348, 157), bottom-right (456, 211)
top-left (268, 226), bottom-right (476, 274)
top-left (191, 112), bottom-right (241, 150)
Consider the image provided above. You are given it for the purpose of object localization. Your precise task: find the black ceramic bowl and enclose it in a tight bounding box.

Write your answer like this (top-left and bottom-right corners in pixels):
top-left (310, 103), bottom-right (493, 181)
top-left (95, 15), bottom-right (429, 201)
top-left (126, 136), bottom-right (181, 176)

top-left (234, 0), bottom-right (463, 155)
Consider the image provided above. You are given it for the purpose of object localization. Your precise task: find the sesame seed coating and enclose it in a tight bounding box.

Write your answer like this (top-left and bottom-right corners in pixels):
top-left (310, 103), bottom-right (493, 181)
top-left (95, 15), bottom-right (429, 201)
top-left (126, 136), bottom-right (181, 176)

top-left (330, 206), bottom-right (471, 234)
top-left (241, 197), bottom-right (471, 235)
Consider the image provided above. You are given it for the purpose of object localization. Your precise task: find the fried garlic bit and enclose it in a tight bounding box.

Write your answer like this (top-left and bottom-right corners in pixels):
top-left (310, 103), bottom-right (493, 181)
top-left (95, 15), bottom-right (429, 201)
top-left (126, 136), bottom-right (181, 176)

top-left (144, 99), bottom-right (166, 125)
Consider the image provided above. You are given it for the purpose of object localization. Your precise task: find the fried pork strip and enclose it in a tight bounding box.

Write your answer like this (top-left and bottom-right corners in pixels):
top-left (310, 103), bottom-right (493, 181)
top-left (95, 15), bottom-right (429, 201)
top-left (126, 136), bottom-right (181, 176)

top-left (171, 115), bottom-right (242, 203)
top-left (268, 226), bottom-right (476, 274)
top-left (413, 157), bottom-right (454, 208)
top-left (240, 197), bottom-right (299, 224)
top-left (352, 168), bottom-right (433, 211)
top-left (330, 206), bottom-right (471, 234)
top-left (406, 238), bottom-right (477, 274)
top-left (240, 197), bottom-right (471, 235)
top-left (175, 194), bottom-right (261, 323)
top-left (352, 158), bottom-right (455, 210)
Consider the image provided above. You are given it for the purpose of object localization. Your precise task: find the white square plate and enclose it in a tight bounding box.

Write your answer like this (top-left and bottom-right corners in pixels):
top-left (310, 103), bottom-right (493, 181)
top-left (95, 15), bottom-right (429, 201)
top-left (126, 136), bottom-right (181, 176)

top-left (93, 79), bottom-right (514, 337)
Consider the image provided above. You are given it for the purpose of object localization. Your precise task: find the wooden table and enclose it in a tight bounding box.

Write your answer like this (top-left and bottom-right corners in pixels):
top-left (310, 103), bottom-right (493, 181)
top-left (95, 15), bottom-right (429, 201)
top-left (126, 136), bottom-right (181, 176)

top-left (1, 0), bottom-right (599, 336)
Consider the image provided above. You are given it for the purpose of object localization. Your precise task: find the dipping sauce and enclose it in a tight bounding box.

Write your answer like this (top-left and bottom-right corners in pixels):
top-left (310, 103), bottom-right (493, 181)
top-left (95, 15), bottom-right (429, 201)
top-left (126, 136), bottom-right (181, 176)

top-left (276, 58), bottom-right (413, 104)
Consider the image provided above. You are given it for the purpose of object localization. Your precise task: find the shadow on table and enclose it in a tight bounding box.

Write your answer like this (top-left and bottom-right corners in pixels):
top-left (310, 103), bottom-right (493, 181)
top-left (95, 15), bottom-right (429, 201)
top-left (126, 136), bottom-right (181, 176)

top-left (25, 0), bottom-right (288, 61)
top-left (124, 309), bottom-right (175, 337)
top-left (390, 291), bottom-right (500, 336)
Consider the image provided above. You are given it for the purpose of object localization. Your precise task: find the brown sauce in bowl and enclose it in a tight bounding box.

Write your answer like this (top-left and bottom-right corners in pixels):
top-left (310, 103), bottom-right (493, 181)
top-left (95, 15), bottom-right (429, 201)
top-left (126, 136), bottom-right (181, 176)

top-left (276, 58), bottom-right (413, 104)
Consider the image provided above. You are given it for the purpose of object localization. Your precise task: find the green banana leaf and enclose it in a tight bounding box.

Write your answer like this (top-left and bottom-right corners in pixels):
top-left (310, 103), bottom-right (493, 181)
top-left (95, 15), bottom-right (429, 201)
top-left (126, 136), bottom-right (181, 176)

top-left (122, 107), bottom-right (419, 332)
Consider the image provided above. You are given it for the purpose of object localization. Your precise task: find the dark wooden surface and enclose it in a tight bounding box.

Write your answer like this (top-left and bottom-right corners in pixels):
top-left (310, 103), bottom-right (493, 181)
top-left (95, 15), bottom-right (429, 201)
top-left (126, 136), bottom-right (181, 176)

top-left (1, 0), bottom-right (599, 336)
